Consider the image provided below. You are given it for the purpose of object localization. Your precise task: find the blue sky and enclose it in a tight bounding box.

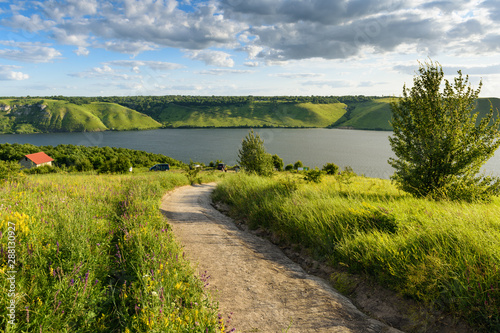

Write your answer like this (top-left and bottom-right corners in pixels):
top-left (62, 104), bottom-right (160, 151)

top-left (0, 0), bottom-right (499, 97)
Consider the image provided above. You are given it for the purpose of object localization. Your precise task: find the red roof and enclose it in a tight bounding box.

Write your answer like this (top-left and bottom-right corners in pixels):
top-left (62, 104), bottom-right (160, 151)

top-left (25, 152), bottom-right (54, 165)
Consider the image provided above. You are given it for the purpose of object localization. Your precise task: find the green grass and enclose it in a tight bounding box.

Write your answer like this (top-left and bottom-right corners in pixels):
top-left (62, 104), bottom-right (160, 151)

top-left (212, 173), bottom-right (500, 331)
top-left (1, 97), bottom-right (498, 133)
top-left (156, 101), bottom-right (347, 128)
top-left (0, 99), bottom-right (161, 133)
top-left (0, 171), bottom-right (230, 332)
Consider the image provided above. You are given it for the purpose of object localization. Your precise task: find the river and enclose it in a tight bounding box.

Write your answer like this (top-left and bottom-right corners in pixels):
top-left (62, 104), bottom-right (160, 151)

top-left (1, 128), bottom-right (499, 179)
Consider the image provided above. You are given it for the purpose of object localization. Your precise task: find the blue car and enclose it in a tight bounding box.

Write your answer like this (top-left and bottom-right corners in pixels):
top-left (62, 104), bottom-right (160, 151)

top-left (149, 163), bottom-right (170, 171)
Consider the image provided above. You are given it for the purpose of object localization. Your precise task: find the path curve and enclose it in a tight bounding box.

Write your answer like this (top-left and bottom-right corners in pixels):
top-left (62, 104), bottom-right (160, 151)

top-left (160, 183), bottom-right (402, 333)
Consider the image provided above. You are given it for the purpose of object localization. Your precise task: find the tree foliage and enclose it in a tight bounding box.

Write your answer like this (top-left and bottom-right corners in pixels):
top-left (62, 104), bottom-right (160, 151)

top-left (237, 129), bottom-right (273, 176)
top-left (389, 60), bottom-right (500, 201)
top-left (271, 154), bottom-right (284, 171)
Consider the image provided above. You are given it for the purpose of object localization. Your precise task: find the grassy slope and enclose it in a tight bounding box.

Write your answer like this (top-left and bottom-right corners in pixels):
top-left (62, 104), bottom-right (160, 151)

top-left (0, 171), bottom-right (227, 332)
top-left (156, 101), bottom-right (347, 128)
top-left (1, 97), bottom-right (498, 133)
top-left (332, 97), bottom-right (500, 131)
top-left (0, 99), bottom-right (161, 133)
top-left (213, 173), bottom-right (500, 331)
top-left (333, 97), bottom-right (395, 130)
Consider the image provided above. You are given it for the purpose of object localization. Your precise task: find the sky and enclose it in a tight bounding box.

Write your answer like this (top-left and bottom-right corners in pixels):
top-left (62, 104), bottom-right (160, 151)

top-left (0, 0), bottom-right (499, 97)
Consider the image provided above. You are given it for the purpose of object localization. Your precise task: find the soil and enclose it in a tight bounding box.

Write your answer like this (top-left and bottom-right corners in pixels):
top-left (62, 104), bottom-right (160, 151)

top-left (160, 183), bottom-right (402, 333)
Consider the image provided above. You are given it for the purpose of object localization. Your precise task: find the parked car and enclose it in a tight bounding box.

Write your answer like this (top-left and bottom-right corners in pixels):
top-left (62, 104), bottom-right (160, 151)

top-left (217, 163), bottom-right (226, 171)
top-left (149, 163), bottom-right (170, 171)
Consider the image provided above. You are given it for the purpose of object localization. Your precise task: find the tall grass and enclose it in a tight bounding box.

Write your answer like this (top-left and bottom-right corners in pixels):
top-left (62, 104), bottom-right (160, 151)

top-left (213, 173), bottom-right (500, 331)
top-left (0, 171), bottom-right (228, 332)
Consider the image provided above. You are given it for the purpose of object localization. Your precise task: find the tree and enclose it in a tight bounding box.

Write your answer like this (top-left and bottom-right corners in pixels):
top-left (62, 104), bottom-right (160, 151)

top-left (237, 129), bottom-right (273, 176)
top-left (271, 154), bottom-right (284, 171)
top-left (293, 160), bottom-right (303, 170)
top-left (322, 162), bottom-right (339, 175)
top-left (389, 60), bottom-right (500, 201)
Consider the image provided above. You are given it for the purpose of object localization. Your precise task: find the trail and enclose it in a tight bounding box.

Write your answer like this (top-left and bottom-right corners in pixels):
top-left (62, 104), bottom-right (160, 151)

top-left (160, 183), bottom-right (401, 333)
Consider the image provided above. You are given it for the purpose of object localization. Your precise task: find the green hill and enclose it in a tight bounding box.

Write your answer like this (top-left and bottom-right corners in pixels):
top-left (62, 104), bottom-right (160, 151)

top-left (0, 96), bottom-right (498, 133)
top-left (156, 101), bottom-right (347, 128)
top-left (330, 97), bottom-right (500, 131)
top-left (0, 99), bottom-right (162, 134)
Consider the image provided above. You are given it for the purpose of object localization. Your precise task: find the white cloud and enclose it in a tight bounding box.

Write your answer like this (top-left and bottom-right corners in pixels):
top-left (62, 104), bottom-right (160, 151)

top-left (0, 65), bottom-right (29, 80)
top-left (272, 73), bottom-right (325, 79)
top-left (0, 41), bottom-right (62, 63)
top-left (96, 41), bottom-right (158, 55)
top-left (3, 14), bottom-right (55, 32)
top-left (106, 60), bottom-right (185, 71)
top-left (199, 69), bottom-right (254, 75)
top-left (185, 49), bottom-right (235, 67)
top-left (75, 46), bottom-right (89, 56)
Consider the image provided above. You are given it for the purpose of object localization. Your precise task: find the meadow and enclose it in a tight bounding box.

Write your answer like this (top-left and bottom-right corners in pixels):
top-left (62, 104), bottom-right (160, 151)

top-left (0, 170), bottom-right (231, 332)
top-left (212, 173), bottom-right (500, 331)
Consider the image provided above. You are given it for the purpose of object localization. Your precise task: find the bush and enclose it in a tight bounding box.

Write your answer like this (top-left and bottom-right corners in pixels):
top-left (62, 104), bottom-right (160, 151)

top-left (0, 160), bottom-right (21, 180)
top-left (322, 163), bottom-right (339, 175)
top-left (284, 164), bottom-right (294, 171)
top-left (272, 154), bottom-right (284, 171)
top-left (304, 168), bottom-right (323, 183)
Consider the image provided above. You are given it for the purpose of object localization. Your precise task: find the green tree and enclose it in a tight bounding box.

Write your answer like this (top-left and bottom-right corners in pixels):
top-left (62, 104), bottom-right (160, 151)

top-left (322, 162), bottom-right (339, 175)
top-left (389, 60), bottom-right (500, 201)
top-left (293, 160), bottom-right (303, 170)
top-left (237, 129), bottom-right (273, 176)
top-left (271, 154), bottom-right (284, 171)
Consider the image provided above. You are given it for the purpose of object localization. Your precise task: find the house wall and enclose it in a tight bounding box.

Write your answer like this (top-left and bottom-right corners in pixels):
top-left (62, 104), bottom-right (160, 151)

top-left (18, 158), bottom-right (52, 169)
top-left (19, 157), bottom-right (36, 169)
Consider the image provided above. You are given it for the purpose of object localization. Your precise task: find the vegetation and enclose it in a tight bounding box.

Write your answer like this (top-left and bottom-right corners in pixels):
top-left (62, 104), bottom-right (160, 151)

top-left (389, 61), bottom-right (500, 201)
top-left (0, 143), bottom-right (183, 173)
top-left (0, 171), bottom-right (233, 332)
top-left (322, 163), bottom-right (339, 175)
top-left (212, 173), bottom-right (500, 331)
top-left (0, 99), bottom-right (161, 133)
top-left (1, 95), bottom-right (498, 132)
top-left (237, 130), bottom-right (273, 176)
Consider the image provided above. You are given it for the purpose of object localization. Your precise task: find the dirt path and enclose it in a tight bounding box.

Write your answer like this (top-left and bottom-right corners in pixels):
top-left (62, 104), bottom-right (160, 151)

top-left (160, 183), bottom-right (402, 333)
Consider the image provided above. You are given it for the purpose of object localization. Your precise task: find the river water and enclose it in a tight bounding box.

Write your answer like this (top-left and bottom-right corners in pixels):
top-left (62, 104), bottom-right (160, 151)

top-left (1, 128), bottom-right (499, 179)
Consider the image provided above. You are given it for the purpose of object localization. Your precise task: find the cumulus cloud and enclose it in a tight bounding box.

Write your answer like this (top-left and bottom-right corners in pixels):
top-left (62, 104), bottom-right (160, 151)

top-left (0, 41), bottom-right (62, 63)
top-left (0, 65), bottom-right (29, 80)
top-left (185, 50), bottom-right (235, 67)
top-left (75, 46), bottom-right (89, 56)
top-left (0, 0), bottom-right (500, 66)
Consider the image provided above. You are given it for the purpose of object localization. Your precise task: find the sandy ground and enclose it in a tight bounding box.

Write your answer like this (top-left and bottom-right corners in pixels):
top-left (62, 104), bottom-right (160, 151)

top-left (160, 183), bottom-right (402, 333)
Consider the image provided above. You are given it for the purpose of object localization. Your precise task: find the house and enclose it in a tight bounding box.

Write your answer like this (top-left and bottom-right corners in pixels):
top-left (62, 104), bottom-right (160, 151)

top-left (19, 152), bottom-right (54, 169)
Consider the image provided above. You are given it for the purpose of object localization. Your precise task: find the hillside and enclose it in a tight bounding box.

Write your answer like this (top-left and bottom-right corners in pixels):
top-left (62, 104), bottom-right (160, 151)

top-left (155, 101), bottom-right (347, 128)
top-left (0, 96), bottom-right (498, 133)
top-left (331, 97), bottom-right (500, 131)
top-left (0, 99), bottom-right (162, 134)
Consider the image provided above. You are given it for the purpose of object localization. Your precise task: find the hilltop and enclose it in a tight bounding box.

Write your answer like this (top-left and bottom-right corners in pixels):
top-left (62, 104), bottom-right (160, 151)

top-left (0, 95), bottom-right (498, 134)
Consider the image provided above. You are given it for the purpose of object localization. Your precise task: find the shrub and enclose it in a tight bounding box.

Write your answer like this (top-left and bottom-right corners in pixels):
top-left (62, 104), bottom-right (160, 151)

top-left (322, 162), bottom-right (339, 175)
top-left (304, 168), bottom-right (324, 183)
top-left (284, 164), bottom-right (294, 171)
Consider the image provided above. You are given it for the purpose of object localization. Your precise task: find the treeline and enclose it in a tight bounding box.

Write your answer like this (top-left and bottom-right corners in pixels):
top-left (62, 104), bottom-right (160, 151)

top-left (0, 143), bottom-right (183, 173)
top-left (45, 95), bottom-right (374, 113)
